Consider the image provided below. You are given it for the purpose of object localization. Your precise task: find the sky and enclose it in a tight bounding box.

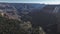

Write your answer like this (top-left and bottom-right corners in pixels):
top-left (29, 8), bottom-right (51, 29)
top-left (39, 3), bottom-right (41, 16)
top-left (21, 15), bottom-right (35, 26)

top-left (0, 0), bottom-right (60, 4)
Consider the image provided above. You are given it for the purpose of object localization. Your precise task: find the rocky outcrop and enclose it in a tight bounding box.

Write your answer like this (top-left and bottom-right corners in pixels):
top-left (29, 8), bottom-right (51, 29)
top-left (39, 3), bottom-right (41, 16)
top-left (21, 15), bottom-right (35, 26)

top-left (0, 4), bottom-right (21, 21)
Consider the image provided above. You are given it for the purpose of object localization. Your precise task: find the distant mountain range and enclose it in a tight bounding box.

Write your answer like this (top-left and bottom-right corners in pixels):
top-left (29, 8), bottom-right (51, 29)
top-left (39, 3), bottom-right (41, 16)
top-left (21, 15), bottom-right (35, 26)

top-left (0, 3), bottom-right (60, 22)
top-left (0, 3), bottom-right (46, 22)
top-left (8, 3), bottom-right (46, 15)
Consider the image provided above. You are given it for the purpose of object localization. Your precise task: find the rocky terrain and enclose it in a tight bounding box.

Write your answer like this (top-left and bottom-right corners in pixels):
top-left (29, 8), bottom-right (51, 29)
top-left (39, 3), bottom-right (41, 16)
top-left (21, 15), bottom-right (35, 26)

top-left (0, 3), bottom-right (60, 34)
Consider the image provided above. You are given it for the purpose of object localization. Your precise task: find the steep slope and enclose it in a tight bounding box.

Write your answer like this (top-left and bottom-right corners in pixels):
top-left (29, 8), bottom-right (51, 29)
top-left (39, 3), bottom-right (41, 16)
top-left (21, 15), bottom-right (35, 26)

top-left (31, 5), bottom-right (58, 34)
top-left (0, 14), bottom-right (21, 34)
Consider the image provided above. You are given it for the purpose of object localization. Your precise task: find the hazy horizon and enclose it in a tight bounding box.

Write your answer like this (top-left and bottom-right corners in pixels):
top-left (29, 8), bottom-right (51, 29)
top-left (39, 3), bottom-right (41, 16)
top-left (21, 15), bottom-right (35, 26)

top-left (0, 0), bottom-right (60, 5)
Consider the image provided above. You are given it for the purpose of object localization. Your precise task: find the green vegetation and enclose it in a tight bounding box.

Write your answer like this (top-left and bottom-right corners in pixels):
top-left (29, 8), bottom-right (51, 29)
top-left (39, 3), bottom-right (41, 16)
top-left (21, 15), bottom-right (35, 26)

top-left (0, 15), bottom-right (45, 34)
top-left (0, 15), bottom-right (21, 34)
top-left (0, 15), bottom-right (32, 34)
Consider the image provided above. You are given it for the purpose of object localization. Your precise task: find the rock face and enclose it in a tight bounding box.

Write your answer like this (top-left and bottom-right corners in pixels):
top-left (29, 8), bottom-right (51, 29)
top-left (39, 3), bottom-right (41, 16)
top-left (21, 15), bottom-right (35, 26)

top-left (31, 5), bottom-right (58, 33)
top-left (54, 7), bottom-right (60, 33)
top-left (0, 4), bottom-right (21, 21)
